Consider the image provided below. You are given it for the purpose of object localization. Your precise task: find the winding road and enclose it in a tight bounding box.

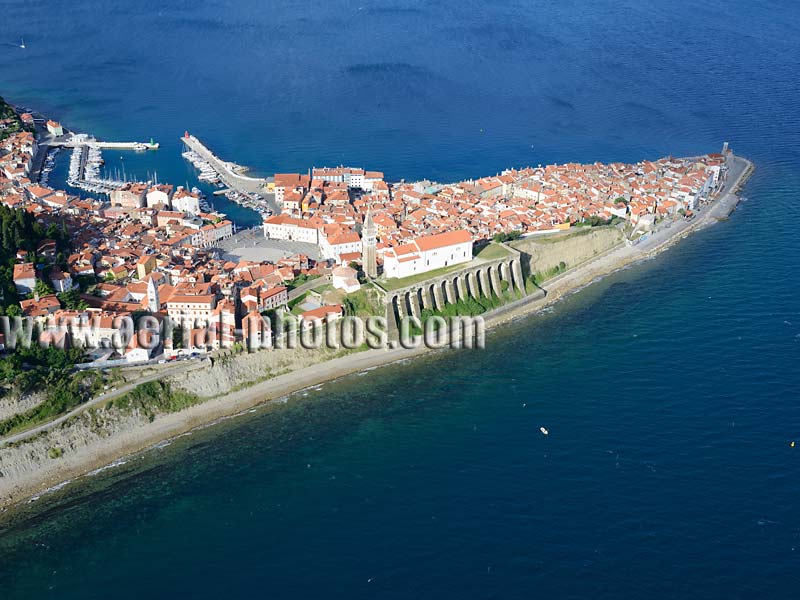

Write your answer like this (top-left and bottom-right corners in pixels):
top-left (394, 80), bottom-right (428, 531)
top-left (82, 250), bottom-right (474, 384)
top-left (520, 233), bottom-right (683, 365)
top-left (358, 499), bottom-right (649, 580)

top-left (0, 360), bottom-right (206, 447)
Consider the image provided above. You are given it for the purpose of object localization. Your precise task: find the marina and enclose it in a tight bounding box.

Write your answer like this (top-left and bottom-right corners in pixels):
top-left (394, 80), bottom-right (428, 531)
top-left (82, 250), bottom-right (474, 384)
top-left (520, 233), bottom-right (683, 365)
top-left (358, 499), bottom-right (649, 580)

top-left (180, 139), bottom-right (277, 217)
top-left (31, 131), bottom-right (264, 226)
top-left (35, 133), bottom-right (162, 195)
top-left (37, 146), bottom-right (60, 187)
top-left (64, 142), bottom-right (131, 195)
top-left (182, 149), bottom-right (221, 184)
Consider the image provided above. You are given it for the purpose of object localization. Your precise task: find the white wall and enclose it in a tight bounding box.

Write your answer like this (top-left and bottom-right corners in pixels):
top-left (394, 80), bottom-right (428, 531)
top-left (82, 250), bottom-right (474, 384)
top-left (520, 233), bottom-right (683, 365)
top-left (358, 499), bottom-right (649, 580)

top-left (384, 240), bottom-right (472, 279)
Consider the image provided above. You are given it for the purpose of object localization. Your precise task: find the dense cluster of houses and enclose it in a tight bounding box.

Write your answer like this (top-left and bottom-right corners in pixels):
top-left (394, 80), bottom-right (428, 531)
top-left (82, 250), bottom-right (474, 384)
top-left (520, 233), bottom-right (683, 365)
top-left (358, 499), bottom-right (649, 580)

top-left (1, 112), bottom-right (729, 363)
top-left (0, 129), bottom-right (328, 363)
top-left (264, 152), bottom-right (728, 275)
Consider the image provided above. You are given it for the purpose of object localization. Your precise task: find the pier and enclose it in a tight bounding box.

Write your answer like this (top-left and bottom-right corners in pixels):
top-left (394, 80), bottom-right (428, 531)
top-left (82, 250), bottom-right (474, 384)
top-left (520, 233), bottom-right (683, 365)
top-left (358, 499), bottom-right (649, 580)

top-left (181, 133), bottom-right (279, 214)
top-left (50, 135), bottom-right (159, 151)
top-left (76, 145), bottom-right (88, 180)
top-left (91, 140), bottom-right (159, 150)
top-left (181, 134), bottom-right (271, 194)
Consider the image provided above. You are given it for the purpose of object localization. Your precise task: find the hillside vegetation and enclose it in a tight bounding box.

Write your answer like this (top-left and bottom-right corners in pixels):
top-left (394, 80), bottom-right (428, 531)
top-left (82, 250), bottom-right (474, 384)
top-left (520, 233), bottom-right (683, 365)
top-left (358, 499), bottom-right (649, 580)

top-left (0, 96), bottom-right (23, 141)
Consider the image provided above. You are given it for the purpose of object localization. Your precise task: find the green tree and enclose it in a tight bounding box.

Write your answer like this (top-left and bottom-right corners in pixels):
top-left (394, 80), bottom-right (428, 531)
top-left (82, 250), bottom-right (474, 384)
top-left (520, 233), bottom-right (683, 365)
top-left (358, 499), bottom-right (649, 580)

top-left (57, 288), bottom-right (88, 310)
top-left (32, 278), bottom-right (54, 297)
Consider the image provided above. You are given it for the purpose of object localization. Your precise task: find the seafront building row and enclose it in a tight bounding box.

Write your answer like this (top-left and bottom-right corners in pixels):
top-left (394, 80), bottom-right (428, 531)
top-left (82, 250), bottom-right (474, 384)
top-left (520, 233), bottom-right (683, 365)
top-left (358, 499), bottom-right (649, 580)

top-left (0, 107), bottom-right (731, 363)
top-left (263, 152), bottom-right (727, 264)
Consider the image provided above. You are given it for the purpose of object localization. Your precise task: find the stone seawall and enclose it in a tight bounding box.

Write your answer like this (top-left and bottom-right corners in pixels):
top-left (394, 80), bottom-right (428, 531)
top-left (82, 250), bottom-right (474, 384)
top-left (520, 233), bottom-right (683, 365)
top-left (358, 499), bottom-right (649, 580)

top-left (383, 247), bottom-right (529, 336)
top-left (511, 227), bottom-right (625, 277)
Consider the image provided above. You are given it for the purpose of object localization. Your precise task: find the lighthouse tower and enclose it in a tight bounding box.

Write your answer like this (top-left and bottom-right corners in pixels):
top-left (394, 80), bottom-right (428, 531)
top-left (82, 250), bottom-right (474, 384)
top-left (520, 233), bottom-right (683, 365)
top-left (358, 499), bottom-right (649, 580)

top-left (362, 208), bottom-right (377, 279)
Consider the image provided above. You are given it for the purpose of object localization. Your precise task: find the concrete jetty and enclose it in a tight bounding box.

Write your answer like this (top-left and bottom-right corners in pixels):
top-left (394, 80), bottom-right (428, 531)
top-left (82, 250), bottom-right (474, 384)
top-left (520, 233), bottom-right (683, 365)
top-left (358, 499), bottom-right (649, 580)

top-left (92, 140), bottom-right (159, 150)
top-left (51, 137), bottom-right (159, 150)
top-left (181, 134), bottom-right (271, 195)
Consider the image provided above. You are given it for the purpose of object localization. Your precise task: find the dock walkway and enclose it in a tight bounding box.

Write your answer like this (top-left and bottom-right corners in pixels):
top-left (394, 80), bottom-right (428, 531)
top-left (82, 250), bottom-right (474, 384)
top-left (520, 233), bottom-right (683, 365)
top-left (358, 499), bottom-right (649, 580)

top-left (49, 137), bottom-right (159, 150)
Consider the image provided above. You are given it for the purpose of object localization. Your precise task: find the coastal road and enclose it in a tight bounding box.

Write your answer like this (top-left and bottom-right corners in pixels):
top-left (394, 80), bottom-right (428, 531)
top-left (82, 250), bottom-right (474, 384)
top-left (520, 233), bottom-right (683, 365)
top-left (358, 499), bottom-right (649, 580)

top-left (536, 155), bottom-right (752, 294)
top-left (634, 154), bottom-right (750, 253)
top-left (0, 360), bottom-right (207, 448)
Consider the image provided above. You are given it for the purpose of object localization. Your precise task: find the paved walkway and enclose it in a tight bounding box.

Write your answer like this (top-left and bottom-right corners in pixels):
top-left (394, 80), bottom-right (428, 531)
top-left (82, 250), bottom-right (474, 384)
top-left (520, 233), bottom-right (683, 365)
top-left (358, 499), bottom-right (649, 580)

top-left (634, 154), bottom-right (750, 253)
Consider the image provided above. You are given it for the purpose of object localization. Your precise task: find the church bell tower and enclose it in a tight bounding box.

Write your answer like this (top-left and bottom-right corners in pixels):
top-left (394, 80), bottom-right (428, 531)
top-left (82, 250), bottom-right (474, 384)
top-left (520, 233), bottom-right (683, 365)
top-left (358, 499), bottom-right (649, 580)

top-left (147, 276), bottom-right (160, 312)
top-left (362, 208), bottom-right (377, 279)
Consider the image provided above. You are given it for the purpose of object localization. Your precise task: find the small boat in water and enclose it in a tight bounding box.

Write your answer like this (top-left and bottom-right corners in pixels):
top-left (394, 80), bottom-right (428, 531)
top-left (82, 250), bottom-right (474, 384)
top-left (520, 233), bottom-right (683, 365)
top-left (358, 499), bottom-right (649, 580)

top-left (19, 37), bottom-right (25, 49)
top-left (540, 426), bottom-right (549, 436)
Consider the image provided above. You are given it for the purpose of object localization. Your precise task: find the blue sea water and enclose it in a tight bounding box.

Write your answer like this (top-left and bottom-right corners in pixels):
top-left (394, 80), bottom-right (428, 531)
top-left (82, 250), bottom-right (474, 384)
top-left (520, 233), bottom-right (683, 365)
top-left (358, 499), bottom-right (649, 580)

top-left (1, 1), bottom-right (800, 597)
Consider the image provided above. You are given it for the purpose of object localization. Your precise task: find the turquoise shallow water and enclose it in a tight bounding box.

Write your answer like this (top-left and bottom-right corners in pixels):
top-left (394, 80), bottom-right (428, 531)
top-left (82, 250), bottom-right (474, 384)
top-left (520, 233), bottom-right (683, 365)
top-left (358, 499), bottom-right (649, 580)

top-left (1, 0), bottom-right (800, 597)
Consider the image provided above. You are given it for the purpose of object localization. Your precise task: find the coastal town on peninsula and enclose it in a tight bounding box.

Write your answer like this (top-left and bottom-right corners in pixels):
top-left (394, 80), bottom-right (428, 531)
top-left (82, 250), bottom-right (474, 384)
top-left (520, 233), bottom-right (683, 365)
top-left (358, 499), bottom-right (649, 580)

top-left (0, 93), bottom-right (753, 504)
top-left (1, 96), bottom-right (734, 359)
top-left (4, 0), bottom-right (794, 591)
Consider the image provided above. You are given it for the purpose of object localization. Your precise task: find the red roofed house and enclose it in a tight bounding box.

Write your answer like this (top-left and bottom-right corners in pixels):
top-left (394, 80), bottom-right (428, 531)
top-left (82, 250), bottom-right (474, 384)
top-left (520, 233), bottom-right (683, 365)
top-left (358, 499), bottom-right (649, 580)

top-left (261, 285), bottom-right (288, 311)
top-left (299, 304), bottom-right (343, 329)
top-left (13, 262), bottom-right (36, 295)
top-left (332, 265), bottom-right (360, 293)
top-left (20, 295), bottom-right (61, 318)
top-left (46, 120), bottom-right (64, 136)
top-left (273, 173), bottom-right (311, 204)
top-left (172, 188), bottom-right (201, 215)
top-left (262, 214), bottom-right (319, 244)
top-left (110, 183), bottom-right (147, 209)
top-left (362, 171), bottom-right (384, 192)
top-left (146, 184), bottom-right (174, 209)
top-left (166, 294), bottom-right (218, 326)
top-left (50, 267), bottom-right (73, 293)
top-left (319, 226), bottom-right (361, 262)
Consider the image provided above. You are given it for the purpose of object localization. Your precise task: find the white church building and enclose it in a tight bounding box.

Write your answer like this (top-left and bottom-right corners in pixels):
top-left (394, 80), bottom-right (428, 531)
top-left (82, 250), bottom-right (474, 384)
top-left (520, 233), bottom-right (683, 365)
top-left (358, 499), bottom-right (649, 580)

top-left (382, 230), bottom-right (473, 279)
